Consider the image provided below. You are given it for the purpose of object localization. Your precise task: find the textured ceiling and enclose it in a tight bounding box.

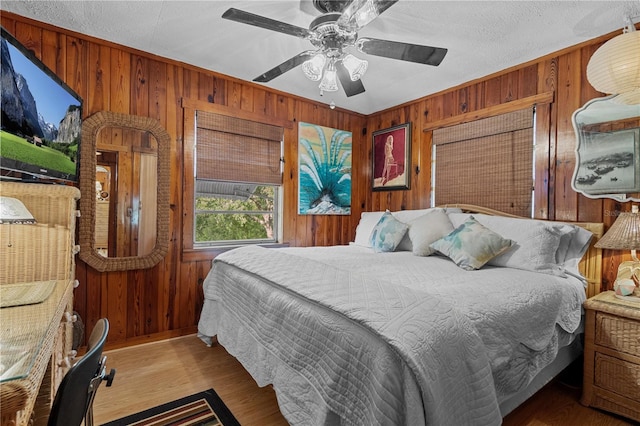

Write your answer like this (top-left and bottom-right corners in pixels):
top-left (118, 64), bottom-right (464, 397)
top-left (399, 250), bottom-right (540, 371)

top-left (2, 1), bottom-right (639, 115)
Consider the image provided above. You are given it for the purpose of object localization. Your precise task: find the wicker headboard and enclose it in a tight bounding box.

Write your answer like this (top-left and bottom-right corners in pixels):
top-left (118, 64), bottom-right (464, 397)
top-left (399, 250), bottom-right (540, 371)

top-left (438, 204), bottom-right (604, 297)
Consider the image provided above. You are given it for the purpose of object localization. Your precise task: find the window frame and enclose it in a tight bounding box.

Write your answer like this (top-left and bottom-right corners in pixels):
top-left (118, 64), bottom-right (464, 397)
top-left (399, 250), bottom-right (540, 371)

top-left (423, 92), bottom-right (554, 219)
top-left (181, 99), bottom-right (293, 261)
top-left (193, 181), bottom-right (281, 247)
top-left (432, 107), bottom-right (535, 217)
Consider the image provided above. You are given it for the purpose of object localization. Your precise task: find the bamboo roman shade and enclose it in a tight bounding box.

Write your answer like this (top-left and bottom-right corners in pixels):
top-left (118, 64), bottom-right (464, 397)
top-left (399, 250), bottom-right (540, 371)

top-left (196, 111), bottom-right (283, 185)
top-left (433, 108), bottom-right (534, 216)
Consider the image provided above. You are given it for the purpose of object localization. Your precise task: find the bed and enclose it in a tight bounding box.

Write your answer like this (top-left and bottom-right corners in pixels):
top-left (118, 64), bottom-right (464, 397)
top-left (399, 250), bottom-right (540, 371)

top-left (197, 205), bottom-right (603, 425)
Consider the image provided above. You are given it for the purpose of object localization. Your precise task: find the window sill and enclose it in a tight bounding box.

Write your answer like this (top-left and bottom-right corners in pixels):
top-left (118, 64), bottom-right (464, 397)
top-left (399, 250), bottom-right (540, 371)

top-left (182, 242), bottom-right (290, 263)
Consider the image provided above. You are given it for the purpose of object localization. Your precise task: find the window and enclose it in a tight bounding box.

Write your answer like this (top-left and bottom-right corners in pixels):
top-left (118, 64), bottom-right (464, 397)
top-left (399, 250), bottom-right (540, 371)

top-left (194, 182), bottom-right (278, 245)
top-left (432, 107), bottom-right (535, 217)
top-left (193, 110), bottom-right (283, 247)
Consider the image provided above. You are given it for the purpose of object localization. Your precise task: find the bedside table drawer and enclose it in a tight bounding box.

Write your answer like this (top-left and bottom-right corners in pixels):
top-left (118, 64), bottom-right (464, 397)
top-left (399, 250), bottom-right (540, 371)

top-left (595, 312), bottom-right (640, 356)
top-left (595, 353), bottom-right (640, 400)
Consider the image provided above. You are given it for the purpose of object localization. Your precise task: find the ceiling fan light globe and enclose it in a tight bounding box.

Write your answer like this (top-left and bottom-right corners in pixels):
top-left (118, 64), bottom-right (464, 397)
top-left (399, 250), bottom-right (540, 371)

top-left (342, 54), bottom-right (368, 81)
top-left (319, 68), bottom-right (339, 92)
top-left (302, 54), bottom-right (326, 81)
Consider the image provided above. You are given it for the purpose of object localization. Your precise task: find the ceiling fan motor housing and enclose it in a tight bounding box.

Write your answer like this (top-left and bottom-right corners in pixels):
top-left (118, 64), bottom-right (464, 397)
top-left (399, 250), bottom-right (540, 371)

top-left (309, 13), bottom-right (357, 51)
top-left (312, 0), bottom-right (354, 13)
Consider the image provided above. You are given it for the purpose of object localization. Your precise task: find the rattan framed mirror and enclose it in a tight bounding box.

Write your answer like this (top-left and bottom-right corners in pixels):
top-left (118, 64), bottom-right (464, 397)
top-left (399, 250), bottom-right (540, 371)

top-left (79, 111), bottom-right (170, 272)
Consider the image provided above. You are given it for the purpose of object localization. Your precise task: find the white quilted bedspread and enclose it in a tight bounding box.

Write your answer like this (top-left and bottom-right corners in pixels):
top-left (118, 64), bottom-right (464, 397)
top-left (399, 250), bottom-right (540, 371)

top-left (198, 245), bottom-right (586, 426)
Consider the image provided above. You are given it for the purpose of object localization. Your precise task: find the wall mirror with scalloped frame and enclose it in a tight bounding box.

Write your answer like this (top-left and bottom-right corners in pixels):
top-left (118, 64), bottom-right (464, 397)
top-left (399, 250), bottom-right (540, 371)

top-left (572, 95), bottom-right (640, 202)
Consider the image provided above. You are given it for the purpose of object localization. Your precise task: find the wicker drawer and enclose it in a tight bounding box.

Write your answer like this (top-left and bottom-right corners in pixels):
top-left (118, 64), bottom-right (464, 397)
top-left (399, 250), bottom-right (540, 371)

top-left (591, 388), bottom-right (640, 423)
top-left (595, 312), bottom-right (640, 357)
top-left (0, 224), bottom-right (72, 285)
top-left (594, 353), bottom-right (640, 399)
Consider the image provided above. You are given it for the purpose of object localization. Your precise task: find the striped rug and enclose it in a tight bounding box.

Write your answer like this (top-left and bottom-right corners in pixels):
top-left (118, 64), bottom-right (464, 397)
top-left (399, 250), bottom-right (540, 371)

top-left (102, 388), bottom-right (240, 426)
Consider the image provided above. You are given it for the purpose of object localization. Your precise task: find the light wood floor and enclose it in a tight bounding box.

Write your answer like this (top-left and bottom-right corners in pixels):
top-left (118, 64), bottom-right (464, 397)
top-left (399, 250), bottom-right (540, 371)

top-left (93, 335), bottom-right (635, 426)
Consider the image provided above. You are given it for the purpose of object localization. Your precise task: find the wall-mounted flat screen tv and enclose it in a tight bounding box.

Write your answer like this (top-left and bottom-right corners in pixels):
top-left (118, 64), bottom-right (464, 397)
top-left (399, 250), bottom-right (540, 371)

top-left (1, 27), bottom-right (82, 183)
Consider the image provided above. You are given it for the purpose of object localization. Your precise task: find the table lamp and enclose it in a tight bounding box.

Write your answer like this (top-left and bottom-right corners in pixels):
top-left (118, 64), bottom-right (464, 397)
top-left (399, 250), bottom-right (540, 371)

top-left (595, 204), bottom-right (640, 301)
top-left (0, 196), bottom-right (36, 224)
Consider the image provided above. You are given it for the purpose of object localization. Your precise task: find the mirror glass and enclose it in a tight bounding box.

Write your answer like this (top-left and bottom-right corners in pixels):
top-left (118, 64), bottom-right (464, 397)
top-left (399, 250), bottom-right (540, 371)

top-left (79, 111), bottom-right (170, 272)
top-left (95, 129), bottom-right (158, 257)
top-left (572, 95), bottom-right (640, 202)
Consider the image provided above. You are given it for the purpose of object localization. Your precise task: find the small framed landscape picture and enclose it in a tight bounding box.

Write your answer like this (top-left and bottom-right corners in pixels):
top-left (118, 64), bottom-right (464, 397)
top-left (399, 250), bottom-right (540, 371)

top-left (372, 123), bottom-right (411, 191)
top-left (573, 128), bottom-right (640, 195)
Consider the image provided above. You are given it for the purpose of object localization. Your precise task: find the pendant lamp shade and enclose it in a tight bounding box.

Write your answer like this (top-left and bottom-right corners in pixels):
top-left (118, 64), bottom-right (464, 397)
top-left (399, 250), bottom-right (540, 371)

top-left (612, 88), bottom-right (640, 105)
top-left (586, 29), bottom-right (640, 104)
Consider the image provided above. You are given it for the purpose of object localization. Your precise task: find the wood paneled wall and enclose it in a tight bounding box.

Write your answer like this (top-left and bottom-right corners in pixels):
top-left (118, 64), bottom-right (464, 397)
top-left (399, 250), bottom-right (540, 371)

top-left (1, 12), bottom-right (633, 348)
top-left (364, 31), bottom-right (636, 294)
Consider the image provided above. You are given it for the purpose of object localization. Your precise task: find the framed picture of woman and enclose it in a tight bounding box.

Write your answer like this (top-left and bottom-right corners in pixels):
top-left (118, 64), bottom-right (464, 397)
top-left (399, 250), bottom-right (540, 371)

top-left (372, 123), bottom-right (411, 191)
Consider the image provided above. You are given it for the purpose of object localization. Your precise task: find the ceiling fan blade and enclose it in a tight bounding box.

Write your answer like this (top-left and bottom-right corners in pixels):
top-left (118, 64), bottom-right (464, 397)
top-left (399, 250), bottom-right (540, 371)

top-left (337, 0), bottom-right (398, 31)
top-left (253, 51), bottom-right (315, 83)
top-left (357, 37), bottom-right (448, 66)
top-left (336, 62), bottom-right (366, 97)
top-left (222, 8), bottom-right (313, 39)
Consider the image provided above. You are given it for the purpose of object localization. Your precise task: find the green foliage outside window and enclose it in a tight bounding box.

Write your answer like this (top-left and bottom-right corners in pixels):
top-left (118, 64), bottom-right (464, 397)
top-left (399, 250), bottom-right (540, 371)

top-left (195, 184), bottom-right (276, 244)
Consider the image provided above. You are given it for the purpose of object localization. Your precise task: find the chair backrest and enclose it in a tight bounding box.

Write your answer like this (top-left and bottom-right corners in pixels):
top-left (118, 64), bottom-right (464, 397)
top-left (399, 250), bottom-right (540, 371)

top-left (48, 318), bottom-right (109, 426)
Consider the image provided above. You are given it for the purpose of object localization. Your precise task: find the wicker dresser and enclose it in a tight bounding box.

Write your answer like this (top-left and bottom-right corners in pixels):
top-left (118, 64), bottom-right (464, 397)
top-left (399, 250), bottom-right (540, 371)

top-left (0, 181), bottom-right (81, 426)
top-left (582, 290), bottom-right (640, 422)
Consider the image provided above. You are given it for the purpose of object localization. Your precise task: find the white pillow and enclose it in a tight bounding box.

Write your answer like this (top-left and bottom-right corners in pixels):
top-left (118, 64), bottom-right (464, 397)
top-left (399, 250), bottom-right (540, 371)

top-left (409, 210), bottom-right (455, 256)
top-left (354, 207), bottom-right (463, 250)
top-left (392, 209), bottom-right (434, 223)
top-left (354, 209), bottom-right (435, 249)
top-left (555, 225), bottom-right (578, 265)
top-left (447, 213), bottom-right (569, 276)
top-left (555, 224), bottom-right (593, 277)
top-left (395, 207), bottom-right (462, 251)
top-left (353, 211), bottom-right (385, 247)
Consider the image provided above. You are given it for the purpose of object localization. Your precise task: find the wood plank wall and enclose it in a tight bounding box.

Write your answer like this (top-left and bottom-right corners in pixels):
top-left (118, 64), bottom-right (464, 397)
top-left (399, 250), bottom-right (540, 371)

top-left (2, 12), bottom-right (633, 348)
top-left (366, 30), bottom-right (636, 295)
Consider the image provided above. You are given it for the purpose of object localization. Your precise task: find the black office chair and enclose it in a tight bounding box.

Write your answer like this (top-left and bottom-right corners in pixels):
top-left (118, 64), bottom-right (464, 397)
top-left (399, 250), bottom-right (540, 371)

top-left (48, 318), bottom-right (116, 426)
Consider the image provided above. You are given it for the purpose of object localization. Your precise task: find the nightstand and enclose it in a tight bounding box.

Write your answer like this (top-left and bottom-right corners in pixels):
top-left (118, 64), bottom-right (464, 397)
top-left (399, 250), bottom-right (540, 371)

top-left (581, 290), bottom-right (640, 422)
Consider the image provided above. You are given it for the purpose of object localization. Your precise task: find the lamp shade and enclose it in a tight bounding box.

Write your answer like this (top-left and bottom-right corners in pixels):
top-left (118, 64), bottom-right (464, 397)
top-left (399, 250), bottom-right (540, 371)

top-left (586, 30), bottom-right (640, 98)
top-left (342, 54), bottom-right (368, 81)
top-left (0, 196), bottom-right (36, 224)
top-left (302, 53), bottom-right (326, 81)
top-left (594, 206), bottom-right (640, 250)
top-left (612, 88), bottom-right (640, 105)
top-left (319, 65), bottom-right (339, 92)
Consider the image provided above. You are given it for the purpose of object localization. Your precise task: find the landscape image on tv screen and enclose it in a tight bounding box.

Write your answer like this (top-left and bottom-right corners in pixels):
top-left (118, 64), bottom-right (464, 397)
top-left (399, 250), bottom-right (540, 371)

top-left (1, 27), bottom-right (82, 183)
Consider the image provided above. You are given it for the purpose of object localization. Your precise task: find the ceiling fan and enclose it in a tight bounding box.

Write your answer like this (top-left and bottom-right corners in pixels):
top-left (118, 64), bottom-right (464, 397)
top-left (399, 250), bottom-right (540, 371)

top-left (222, 0), bottom-right (448, 97)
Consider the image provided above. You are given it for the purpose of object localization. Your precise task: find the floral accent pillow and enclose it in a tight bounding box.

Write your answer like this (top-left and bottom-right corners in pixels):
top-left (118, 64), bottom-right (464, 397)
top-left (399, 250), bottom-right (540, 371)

top-left (430, 216), bottom-right (513, 270)
top-left (369, 211), bottom-right (409, 253)
top-left (447, 212), bottom-right (588, 276)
